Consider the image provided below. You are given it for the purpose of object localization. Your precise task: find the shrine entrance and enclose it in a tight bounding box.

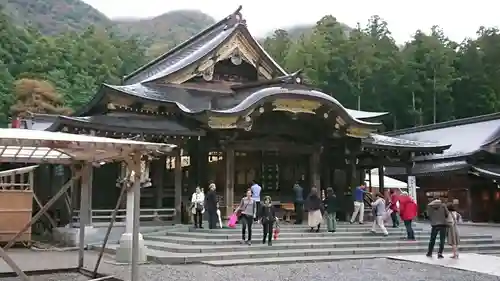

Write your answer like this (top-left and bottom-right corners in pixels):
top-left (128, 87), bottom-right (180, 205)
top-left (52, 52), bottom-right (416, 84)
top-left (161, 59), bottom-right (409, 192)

top-left (232, 149), bottom-right (312, 202)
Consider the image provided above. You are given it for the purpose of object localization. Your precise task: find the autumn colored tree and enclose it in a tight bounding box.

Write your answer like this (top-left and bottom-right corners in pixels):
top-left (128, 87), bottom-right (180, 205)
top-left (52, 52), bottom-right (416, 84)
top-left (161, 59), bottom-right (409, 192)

top-left (10, 78), bottom-right (72, 117)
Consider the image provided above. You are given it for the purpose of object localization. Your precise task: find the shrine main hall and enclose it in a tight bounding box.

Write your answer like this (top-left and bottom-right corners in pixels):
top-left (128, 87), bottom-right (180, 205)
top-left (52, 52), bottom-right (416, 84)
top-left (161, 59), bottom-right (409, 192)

top-left (24, 6), bottom-right (450, 222)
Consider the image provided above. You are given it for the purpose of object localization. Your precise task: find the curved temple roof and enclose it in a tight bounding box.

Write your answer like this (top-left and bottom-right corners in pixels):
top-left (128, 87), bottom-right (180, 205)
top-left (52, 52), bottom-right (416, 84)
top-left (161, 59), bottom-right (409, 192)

top-left (101, 82), bottom-right (383, 129)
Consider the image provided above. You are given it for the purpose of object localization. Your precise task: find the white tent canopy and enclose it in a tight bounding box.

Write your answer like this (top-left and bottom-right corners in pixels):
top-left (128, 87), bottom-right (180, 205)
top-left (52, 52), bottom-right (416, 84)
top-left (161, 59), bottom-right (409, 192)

top-left (0, 128), bottom-right (176, 164)
top-left (365, 168), bottom-right (419, 189)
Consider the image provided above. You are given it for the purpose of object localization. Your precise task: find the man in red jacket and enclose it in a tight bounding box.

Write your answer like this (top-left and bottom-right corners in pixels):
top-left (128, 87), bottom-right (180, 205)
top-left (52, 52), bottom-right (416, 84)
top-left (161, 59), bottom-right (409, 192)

top-left (398, 193), bottom-right (417, 240)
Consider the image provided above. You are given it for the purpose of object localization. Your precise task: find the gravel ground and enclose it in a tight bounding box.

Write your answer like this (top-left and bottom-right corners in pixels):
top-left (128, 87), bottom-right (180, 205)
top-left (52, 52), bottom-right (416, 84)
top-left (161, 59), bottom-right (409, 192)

top-left (2, 257), bottom-right (500, 281)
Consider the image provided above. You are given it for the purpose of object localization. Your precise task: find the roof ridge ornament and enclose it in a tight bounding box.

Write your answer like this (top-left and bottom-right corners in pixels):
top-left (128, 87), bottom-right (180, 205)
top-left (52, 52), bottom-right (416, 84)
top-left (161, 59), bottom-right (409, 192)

top-left (224, 5), bottom-right (245, 30)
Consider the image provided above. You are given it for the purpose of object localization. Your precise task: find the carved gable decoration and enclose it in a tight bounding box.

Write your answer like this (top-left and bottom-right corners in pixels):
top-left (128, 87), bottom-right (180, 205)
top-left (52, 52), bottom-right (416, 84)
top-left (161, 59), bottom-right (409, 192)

top-left (168, 31), bottom-right (279, 84)
top-left (272, 99), bottom-right (322, 114)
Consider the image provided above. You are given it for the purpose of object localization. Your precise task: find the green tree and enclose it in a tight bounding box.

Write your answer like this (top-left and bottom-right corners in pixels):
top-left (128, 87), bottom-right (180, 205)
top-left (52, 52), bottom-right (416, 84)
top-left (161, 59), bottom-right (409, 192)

top-left (263, 29), bottom-right (292, 69)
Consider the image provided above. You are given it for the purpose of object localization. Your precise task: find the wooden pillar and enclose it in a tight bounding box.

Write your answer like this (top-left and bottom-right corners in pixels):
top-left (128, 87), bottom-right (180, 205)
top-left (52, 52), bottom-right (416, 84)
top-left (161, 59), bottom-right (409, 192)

top-left (378, 166), bottom-right (384, 194)
top-left (174, 149), bottom-right (182, 223)
top-left (350, 156), bottom-right (357, 189)
top-left (80, 164), bottom-right (92, 226)
top-left (88, 167), bottom-right (93, 225)
top-left (310, 149), bottom-right (321, 189)
top-left (187, 140), bottom-right (199, 192)
top-left (224, 148), bottom-right (235, 218)
top-left (155, 156), bottom-right (166, 208)
top-left (198, 141), bottom-right (209, 189)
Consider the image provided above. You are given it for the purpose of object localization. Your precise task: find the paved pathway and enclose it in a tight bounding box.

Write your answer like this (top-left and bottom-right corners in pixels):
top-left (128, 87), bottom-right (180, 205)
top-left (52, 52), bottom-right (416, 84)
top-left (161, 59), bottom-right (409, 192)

top-left (1, 250), bottom-right (500, 281)
top-left (390, 253), bottom-right (500, 277)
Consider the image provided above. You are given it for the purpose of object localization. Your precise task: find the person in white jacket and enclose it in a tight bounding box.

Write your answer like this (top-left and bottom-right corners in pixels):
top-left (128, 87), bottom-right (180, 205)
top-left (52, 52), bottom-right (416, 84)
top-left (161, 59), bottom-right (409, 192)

top-left (370, 192), bottom-right (389, 236)
top-left (191, 186), bottom-right (205, 228)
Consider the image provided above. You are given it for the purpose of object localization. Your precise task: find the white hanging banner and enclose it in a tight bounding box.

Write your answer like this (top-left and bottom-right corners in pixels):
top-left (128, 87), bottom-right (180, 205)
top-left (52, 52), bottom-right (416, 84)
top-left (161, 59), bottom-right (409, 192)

top-left (407, 175), bottom-right (417, 204)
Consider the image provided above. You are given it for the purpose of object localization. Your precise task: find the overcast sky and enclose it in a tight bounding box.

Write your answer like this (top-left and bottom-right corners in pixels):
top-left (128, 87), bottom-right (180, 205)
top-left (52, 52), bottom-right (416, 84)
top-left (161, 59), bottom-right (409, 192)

top-left (82, 0), bottom-right (499, 44)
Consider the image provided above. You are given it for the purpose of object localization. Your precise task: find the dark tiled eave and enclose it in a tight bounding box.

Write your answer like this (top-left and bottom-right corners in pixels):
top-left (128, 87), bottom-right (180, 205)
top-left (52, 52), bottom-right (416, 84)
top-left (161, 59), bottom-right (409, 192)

top-left (362, 134), bottom-right (451, 154)
top-left (45, 115), bottom-right (204, 136)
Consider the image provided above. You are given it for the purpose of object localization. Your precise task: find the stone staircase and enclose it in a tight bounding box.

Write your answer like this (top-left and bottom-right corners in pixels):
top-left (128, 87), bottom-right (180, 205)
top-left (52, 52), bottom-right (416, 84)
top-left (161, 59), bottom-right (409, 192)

top-left (99, 223), bottom-right (500, 266)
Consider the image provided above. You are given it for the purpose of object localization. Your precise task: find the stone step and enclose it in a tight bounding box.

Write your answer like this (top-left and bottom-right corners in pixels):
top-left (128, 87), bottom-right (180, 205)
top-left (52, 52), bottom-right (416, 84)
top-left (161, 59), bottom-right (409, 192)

top-left (205, 222), bottom-right (416, 229)
top-left (101, 242), bottom-right (500, 264)
top-left (142, 238), bottom-right (499, 253)
top-left (161, 229), bottom-right (439, 240)
top-left (187, 226), bottom-right (423, 234)
top-left (144, 233), bottom-right (494, 246)
top-left (201, 250), bottom-right (500, 266)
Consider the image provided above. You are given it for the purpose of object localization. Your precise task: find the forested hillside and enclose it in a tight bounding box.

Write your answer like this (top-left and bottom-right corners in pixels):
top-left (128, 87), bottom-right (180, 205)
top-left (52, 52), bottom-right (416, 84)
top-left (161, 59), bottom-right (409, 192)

top-left (2, 0), bottom-right (215, 54)
top-left (115, 10), bottom-right (215, 57)
top-left (3, 0), bottom-right (110, 34)
top-left (0, 8), bottom-right (147, 125)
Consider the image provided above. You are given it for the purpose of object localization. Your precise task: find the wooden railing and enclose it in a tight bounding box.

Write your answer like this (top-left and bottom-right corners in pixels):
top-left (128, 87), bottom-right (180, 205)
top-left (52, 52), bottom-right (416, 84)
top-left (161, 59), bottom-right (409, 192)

top-left (72, 208), bottom-right (176, 224)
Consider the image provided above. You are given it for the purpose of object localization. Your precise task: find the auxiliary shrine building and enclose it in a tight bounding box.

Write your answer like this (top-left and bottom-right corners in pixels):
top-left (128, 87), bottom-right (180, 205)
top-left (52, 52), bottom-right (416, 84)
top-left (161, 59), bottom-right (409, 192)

top-left (25, 7), bottom-right (451, 222)
top-left (386, 113), bottom-right (500, 222)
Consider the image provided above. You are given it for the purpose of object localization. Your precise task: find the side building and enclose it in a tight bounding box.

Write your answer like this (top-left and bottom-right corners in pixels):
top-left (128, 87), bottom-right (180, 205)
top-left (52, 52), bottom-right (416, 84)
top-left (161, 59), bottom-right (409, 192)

top-left (24, 6), bottom-right (450, 224)
top-left (385, 113), bottom-right (500, 222)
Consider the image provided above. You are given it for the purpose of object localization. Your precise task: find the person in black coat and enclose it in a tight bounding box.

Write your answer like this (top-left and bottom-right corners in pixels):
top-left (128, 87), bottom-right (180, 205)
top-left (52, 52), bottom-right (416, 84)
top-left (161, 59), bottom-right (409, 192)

top-left (323, 187), bottom-right (339, 232)
top-left (205, 183), bottom-right (218, 229)
top-left (260, 196), bottom-right (277, 246)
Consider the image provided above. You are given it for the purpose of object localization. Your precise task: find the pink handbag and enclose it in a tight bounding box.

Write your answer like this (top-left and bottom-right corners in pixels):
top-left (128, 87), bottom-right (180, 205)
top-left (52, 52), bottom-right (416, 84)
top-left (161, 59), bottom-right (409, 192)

top-left (228, 213), bottom-right (238, 228)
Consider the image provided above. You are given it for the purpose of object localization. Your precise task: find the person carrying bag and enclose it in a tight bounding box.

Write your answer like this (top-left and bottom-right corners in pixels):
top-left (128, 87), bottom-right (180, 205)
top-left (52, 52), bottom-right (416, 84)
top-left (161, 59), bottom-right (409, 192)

top-left (191, 186), bottom-right (205, 228)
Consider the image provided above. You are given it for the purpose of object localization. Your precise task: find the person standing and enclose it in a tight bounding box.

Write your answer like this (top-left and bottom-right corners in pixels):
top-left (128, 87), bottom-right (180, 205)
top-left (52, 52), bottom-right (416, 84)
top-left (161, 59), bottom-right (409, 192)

top-left (235, 189), bottom-right (256, 245)
top-left (306, 187), bottom-right (323, 232)
top-left (398, 192), bottom-right (416, 239)
top-left (370, 192), bottom-right (389, 236)
top-left (350, 183), bottom-right (367, 224)
top-left (250, 180), bottom-right (262, 221)
top-left (389, 190), bottom-right (400, 228)
top-left (398, 192), bottom-right (417, 240)
top-left (323, 187), bottom-right (339, 233)
top-left (190, 186), bottom-right (205, 228)
top-left (260, 196), bottom-right (277, 246)
top-left (446, 203), bottom-right (461, 259)
top-left (426, 197), bottom-right (449, 259)
top-left (293, 182), bottom-right (304, 224)
top-left (205, 183), bottom-right (218, 229)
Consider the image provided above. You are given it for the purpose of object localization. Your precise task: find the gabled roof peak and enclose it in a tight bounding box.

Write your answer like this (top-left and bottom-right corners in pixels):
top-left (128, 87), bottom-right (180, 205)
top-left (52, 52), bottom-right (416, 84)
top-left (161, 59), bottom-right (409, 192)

top-left (123, 6), bottom-right (287, 85)
top-left (124, 6), bottom-right (247, 84)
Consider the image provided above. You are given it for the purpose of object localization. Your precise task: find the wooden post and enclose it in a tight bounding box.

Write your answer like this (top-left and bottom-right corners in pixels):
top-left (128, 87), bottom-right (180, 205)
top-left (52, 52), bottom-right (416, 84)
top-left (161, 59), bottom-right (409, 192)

top-left (224, 148), bottom-right (235, 218)
top-left (78, 164), bottom-right (90, 268)
top-left (174, 149), bottom-right (182, 223)
top-left (378, 166), bottom-right (384, 194)
top-left (155, 156), bottom-right (165, 209)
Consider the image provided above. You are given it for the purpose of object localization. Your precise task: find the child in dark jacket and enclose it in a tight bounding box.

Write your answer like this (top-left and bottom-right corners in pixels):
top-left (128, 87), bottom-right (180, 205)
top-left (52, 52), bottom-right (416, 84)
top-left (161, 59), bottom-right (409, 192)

top-left (260, 196), bottom-right (277, 246)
